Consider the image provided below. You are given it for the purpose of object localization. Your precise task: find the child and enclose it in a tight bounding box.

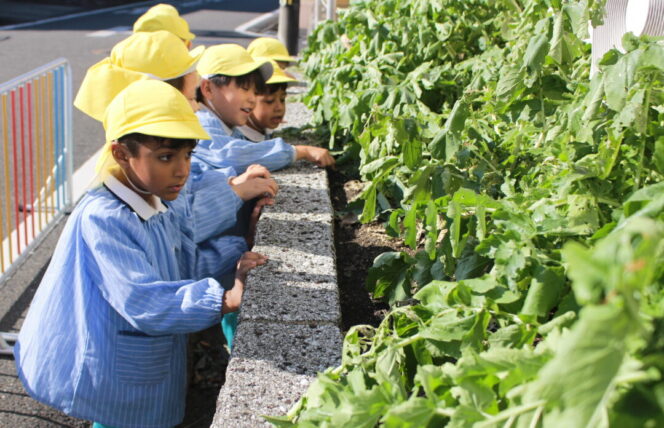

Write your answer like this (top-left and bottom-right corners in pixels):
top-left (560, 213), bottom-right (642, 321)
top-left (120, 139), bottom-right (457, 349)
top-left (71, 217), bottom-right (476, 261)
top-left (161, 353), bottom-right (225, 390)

top-left (238, 59), bottom-right (296, 142)
top-left (74, 30), bottom-right (204, 121)
top-left (14, 80), bottom-right (266, 428)
top-left (194, 43), bottom-right (335, 175)
top-left (247, 37), bottom-right (297, 70)
top-left (74, 30), bottom-right (278, 236)
top-left (133, 3), bottom-right (195, 48)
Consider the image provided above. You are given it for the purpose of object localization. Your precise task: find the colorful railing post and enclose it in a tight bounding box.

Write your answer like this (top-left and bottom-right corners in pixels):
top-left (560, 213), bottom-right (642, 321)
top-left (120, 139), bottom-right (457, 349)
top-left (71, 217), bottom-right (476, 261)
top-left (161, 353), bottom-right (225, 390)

top-left (0, 58), bottom-right (73, 356)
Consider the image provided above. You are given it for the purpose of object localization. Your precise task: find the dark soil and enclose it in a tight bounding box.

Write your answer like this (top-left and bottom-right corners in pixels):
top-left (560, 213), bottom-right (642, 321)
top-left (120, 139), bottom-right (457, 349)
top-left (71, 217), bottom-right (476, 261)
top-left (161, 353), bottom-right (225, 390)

top-left (327, 168), bottom-right (408, 333)
top-left (177, 327), bottom-right (229, 428)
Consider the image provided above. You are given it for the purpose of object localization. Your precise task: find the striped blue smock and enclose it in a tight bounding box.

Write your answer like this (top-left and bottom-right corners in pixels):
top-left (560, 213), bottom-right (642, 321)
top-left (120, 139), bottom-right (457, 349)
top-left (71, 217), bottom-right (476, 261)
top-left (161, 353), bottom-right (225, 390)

top-left (14, 173), bottom-right (247, 428)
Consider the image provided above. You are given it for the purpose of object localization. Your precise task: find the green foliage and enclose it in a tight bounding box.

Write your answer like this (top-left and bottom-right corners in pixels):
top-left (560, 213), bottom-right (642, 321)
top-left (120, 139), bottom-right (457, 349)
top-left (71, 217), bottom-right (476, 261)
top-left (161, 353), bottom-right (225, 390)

top-left (270, 0), bottom-right (664, 425)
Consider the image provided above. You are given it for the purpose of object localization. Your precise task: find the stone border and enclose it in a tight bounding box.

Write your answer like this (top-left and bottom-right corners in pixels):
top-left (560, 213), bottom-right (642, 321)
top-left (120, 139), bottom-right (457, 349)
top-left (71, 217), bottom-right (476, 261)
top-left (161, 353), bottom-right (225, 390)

top-left (211, 107), bottom-right (342, 427)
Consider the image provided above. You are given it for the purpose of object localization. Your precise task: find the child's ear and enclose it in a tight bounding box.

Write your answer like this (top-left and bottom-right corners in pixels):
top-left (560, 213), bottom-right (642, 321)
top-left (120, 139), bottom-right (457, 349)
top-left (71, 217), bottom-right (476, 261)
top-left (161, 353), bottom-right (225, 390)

top-left (200, 79), bottom-right (213, 99)
top-left (111, 142), bottom-right (131, 167)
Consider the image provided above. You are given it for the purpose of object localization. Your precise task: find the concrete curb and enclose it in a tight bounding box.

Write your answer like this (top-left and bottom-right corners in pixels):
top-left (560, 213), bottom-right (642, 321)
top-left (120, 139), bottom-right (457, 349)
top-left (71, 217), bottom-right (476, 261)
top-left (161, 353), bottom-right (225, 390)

top-left (211, 106), bottom-right (342, 427)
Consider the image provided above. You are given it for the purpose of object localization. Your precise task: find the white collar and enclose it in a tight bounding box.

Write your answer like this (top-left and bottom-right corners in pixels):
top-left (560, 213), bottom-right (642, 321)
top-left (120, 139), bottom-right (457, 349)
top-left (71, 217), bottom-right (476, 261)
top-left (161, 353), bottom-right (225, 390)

top-left (104, 174), bottom-right (168, 221)
top-left (237, 125), bottom-right (266, 142)
top-left (201, 104), bottom-right (234, 136)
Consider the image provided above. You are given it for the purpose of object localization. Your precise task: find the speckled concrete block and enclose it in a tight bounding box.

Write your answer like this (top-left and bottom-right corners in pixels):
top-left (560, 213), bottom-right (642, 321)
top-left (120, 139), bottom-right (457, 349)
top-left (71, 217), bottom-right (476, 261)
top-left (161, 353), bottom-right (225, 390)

top-left (240, 268), bottom-right (340, 324)
top-left (211, 101), bottom-right (342, 428)
top-left (212, 322), bottom-right (343, 427)
top-left (211, 358), bottom-right (313, 428)
top-left (232, 321), bottom-right (342, 374)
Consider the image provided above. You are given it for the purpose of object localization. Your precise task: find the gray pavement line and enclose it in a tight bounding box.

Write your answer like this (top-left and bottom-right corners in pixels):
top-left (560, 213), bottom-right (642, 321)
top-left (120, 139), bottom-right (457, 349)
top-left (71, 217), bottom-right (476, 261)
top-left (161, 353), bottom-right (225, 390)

top-left (0, 0), bottom-right (156, 31)
top-left (234, 9), bottom-right (279, 38)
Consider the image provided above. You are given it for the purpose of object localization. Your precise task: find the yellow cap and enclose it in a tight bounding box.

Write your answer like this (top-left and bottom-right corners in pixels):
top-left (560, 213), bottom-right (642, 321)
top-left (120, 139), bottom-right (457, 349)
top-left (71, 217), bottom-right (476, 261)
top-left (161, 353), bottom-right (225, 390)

top-left (74, 31), bottom-right (204, 121)
top-left (95, 80), bottom-right (210, 179)
top-left (104, 79), bottom-right (210, 142)
top-left (255, 58), bottom-right (297, 84)
top-left (111, 31), bottom-right (203, 79)
top-left (247, 37), bottom-right (296, 63)
top-left (197, 44), bottom-right (273, 81)
top-left (133, 3), bottom-right (195, 42)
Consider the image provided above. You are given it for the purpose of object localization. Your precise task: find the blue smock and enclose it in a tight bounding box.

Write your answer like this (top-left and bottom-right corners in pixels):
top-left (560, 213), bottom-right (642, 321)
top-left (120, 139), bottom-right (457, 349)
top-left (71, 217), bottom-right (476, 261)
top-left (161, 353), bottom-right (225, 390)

top-left (192, 106), bottom-right (296, 175)
top-left (14, 174), bottom-right (247, 428)
top-left (184, 167), bottom-right (242, 240)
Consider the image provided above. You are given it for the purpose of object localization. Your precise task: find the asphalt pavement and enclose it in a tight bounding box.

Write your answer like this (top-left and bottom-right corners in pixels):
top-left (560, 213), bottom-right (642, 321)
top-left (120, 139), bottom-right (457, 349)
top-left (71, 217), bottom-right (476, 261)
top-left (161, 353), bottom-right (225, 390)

top-left (0, 1), bottom-right (282, 426)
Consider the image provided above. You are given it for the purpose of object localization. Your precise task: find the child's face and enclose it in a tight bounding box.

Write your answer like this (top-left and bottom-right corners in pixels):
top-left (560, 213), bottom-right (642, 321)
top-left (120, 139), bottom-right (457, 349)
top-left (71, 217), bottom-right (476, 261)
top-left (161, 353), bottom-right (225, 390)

top-left (206, 79), bottom-right (257, 128)
top-left (182, 72), bottom-right (200, 112)
top-left (117, 141), bottom-right (192, 201)
top-left (251, 87), bottom-right (287, 131)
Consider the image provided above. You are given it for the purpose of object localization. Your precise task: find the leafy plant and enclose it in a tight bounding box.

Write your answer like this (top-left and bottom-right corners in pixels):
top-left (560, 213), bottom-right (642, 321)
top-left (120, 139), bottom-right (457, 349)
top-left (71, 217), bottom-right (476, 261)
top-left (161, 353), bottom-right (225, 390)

top-left (267, 0), bottom-right (664, 425)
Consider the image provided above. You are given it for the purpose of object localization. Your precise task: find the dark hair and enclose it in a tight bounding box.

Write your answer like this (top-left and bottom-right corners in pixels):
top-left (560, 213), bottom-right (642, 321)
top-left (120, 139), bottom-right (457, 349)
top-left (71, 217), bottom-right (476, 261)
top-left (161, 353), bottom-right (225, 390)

top-left (195, 69), bottom-right (267, 102)
top-left (263, 82), bottom-right (288, 95)
top-left (117, 133), bottom-right (197, 156)
top-left (164, 75), bottom-right (186, 92)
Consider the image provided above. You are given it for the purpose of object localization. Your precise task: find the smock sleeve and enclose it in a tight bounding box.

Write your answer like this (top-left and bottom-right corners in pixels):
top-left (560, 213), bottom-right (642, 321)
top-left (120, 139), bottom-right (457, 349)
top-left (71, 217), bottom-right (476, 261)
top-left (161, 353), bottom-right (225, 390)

top-left (195, 235), bottom-right (247, 279)
top-left (194, 109), bottom-right (296, 174)
top-left (184, 169), bottom-right (244, 241)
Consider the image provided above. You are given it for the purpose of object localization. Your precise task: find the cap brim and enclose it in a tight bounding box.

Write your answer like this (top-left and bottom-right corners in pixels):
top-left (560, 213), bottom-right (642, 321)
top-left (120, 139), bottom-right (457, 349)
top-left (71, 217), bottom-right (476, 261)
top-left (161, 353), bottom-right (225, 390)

top-left (110, 119), bottom-right (210, 142)
top-left (222, 59), bottom-right (273, 82)
top-left (256, 60), bottom-right (274, 82)
top-left (189, 45), bottom-right (205, 59)
top-left (176, 45), bottom-right (205, 77)
top-left (75, 59), bottom-right (148, 121)
top-left (184, 30), bottom-right (196, 41)
top-left (156, 45), bottom-right (204, 80)
top-left (270, 54), bottom-right (297, 62)
top-left (267, 74), bottom-right (297, 84)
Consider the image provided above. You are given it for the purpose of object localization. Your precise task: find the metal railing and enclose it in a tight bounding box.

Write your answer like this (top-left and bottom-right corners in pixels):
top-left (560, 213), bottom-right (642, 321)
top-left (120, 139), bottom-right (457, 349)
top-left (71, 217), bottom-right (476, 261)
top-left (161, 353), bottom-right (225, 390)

top-left (313, 0), bottom-right (337, 27)
top-left (0, 58), bottom-right (73, 355)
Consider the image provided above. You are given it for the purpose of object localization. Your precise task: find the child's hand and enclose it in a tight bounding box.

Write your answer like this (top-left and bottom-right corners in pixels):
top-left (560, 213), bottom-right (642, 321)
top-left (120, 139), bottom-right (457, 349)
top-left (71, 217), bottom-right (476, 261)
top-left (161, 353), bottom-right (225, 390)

top-left (231, 177), bottom-right (279, 201)
top-left (295, 145), bottom-right (336, 168)
top-left (245, 197), bottom-right (274, 248)
top-left (224, 251), bottom-right (268, 313)
top-left (235, 251), bottom-right (268, 280)
top-left (230, 164), bottom-right (271, 185)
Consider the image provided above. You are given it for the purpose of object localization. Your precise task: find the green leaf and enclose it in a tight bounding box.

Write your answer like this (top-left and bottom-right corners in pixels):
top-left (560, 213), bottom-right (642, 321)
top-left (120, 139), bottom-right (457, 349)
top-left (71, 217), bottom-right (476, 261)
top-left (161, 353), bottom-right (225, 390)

top-left (521, 265), bottom-right (565, 318)
top-left (614, 88), bottom-right (647, 133)
top-left (360, 183), bottom-right (377, 223)
top-left (520, 305), bottom-right (635, 428)
top-left (375, 346), bottom-right (407, 399)
top-left (640, 44), bottom-right (664, 70)
top-left (495, 66), bottom-right (525, 101)
top-left (604, 49), bottom-right (641, 111)
top-left (422, 310), bottom-right (481, 343)
top-left (523, 33), bottom-right (550, 73)
top-left (429, 129), bottom-right (447, 160)
top-left (596, 130), bottom-right (623, 179)
top-left (566, 194), bottom-right (601, 235)
top-left (382, 397), bottom-right (439, 427)
top-left (445, 99), bottom-right (469, 134)
top-left (424, 200), bottom-right (438, 259)
top-left (549, 11), bottom-right (564, 64)
top-left (655, 137), bottom-right (664, 175)
top-left (366, 251), bottom-right (414, 304)
top-left (360, 156), bottom-right (399, 176)
top-left (447, 200), bottom-right (463, 258)
top-left (404, 203), bottom-right (419, 248)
